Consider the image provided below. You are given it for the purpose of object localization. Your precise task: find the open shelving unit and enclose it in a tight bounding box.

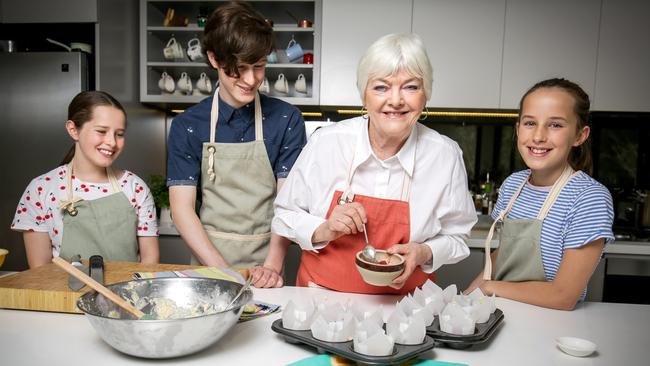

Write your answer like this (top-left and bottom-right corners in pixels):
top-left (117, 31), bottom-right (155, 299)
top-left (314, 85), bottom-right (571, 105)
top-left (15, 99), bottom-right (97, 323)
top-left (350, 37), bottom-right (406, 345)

top-left (139, 0), bottom-right (322, 107)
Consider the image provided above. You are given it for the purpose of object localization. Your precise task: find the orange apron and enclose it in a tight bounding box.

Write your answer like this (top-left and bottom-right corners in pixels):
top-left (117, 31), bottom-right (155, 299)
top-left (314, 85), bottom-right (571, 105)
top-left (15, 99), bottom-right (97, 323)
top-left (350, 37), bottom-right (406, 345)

top-left (296, 144), bottom-right (435, 294)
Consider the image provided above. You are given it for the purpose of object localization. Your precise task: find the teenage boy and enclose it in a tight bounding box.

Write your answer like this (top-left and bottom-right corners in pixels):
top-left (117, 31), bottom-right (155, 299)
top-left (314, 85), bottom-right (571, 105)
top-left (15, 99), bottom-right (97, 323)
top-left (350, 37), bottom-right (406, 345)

top-left (167, 1), bottom-right (306, 288)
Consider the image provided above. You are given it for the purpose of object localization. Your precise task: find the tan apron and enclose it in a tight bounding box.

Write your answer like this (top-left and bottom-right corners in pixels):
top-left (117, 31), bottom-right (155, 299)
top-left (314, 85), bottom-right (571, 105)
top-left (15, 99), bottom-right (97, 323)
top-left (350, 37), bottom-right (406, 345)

top-left (195, 89), bottom-right (276, 267)
top-left (483, 166), bottom-right (576, 281)
top-left (58, 162), bottom-right (138, 262)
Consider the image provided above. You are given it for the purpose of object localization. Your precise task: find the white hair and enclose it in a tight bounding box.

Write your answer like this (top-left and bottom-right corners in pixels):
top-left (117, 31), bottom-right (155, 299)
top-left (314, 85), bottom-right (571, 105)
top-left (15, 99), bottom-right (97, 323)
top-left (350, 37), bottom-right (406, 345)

top-left (356, 33), bottom-right (433, 103)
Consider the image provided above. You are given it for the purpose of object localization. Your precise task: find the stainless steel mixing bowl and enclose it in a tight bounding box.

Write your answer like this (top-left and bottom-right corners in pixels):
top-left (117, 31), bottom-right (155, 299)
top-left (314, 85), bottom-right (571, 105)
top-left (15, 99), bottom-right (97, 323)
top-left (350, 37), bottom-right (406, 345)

top-left (77, 277), bottom-right (253, 358)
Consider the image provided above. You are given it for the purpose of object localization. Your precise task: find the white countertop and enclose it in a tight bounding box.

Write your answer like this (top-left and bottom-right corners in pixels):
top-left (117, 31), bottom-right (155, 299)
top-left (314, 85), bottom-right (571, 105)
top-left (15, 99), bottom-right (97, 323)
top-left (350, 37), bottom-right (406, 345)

top-left (1, 286), bottom-right (649, 365)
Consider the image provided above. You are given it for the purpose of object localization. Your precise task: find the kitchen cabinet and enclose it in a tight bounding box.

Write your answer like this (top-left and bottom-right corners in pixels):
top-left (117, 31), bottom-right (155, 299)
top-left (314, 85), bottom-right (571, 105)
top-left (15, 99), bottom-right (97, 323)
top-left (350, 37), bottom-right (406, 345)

top-left (413, 0), bottom-right (505, 109)
top-left (593, 0), bottom-right (650, 112)
top-left (0, 0), bottom-right (97, 23)
top-left (434, 248), bottom-right (483, 290)
top-left (499, 0), bottom-right (600, 109)
top-left (139, 0), bottom-right (322, 106)
top-left (319, 0), bottom-right (412, 106)
top-left (603, 253), bottom-right (650, 304)
top-left (159, 235), bottom-right (192, 265)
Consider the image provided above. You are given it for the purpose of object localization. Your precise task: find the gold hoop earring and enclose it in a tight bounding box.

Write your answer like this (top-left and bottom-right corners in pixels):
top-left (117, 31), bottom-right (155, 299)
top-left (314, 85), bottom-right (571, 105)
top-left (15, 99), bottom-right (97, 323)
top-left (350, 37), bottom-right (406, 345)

top-left (419, 107), bottom-right (429, 121)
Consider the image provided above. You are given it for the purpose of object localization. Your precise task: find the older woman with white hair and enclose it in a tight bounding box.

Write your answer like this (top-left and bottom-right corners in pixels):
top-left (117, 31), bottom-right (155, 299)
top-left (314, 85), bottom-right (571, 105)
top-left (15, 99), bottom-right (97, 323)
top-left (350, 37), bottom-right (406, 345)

top-left (272, 33), bottom-right (477, 294)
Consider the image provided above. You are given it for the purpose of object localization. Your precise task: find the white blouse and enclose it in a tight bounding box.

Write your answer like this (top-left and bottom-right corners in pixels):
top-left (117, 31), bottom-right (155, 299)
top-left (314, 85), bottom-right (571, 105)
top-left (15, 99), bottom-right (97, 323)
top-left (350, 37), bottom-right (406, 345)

top-left (272, 116), bottom-right (477, 272)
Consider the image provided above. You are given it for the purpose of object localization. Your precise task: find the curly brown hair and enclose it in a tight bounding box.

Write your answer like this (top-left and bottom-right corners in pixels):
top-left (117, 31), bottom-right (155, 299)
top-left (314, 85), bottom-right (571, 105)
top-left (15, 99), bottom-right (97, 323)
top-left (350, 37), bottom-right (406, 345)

top-left (201, 1), bottom-right (274, 78)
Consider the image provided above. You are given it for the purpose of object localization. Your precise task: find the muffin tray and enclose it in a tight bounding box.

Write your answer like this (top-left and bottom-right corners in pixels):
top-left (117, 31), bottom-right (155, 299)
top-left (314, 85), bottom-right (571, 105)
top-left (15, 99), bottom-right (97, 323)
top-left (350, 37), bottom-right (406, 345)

top-left (426, 308), bottom-right (504, 348)
top-left (271, 319), bottom-right (435, 365)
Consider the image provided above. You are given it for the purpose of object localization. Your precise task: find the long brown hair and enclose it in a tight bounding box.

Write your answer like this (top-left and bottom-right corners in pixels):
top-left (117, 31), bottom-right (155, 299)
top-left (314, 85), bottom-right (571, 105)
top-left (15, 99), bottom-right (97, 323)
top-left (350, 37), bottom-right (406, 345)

top-left (201, 1), bottom-right (274, 77)
top-left (60, 91), bottom-right (126, 165)
top-left (518, 78), bottom-right (593, 175)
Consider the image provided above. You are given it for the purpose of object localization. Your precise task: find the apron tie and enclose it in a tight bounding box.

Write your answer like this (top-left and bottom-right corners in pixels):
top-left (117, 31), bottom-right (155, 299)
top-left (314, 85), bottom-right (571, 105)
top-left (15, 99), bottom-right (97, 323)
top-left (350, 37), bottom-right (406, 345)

top-left (482, 211), bottom-right (505, 280)
top-left (58, 197), bottom-right (84, 216)
top-left (207, 146), bottom-right (216, 182)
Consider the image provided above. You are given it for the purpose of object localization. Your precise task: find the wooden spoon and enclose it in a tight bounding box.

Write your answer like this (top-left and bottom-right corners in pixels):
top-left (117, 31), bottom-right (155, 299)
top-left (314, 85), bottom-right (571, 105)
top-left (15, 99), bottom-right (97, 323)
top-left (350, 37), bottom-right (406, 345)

top-left (52, 257), bottom-right (147, 319)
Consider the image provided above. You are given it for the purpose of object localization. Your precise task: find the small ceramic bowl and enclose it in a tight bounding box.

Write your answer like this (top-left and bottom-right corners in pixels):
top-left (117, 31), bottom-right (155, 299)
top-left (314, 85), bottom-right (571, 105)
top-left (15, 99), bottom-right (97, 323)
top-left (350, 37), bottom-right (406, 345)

top-left (556, 336), bottom-right (597, 357)
top-left (355, 250), bottom-right (404, 286)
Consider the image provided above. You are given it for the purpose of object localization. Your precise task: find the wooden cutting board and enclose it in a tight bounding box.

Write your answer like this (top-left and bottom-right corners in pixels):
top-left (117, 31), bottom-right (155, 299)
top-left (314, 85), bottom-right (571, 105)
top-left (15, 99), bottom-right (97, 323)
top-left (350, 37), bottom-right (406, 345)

top-left (0, 262), bottom-right (248, 314)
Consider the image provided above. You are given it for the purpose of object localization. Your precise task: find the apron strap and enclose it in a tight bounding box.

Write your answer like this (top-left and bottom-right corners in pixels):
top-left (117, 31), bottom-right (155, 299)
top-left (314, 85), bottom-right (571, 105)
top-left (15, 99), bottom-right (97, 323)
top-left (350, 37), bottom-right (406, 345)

top-left (209, 88), bottom-right (219, 144)
top-left (254, 92), bottom-right (263, 141)
top-left (339, 144), bottom-right (357, 204)
top-left (106, 166), bottom-right (121, 192)
top-left (482, 209), bottom-right (507, 280)
top-left (399, 130), bottom-right (416, 202)
top-left (401, 173), bottom-right (412, 202)
top-left (482, 165), bottom-right (575, 280)
top-left (207, 88), bottom-right (263, 181)
top-left (537, 165), bottom-right (575, 220)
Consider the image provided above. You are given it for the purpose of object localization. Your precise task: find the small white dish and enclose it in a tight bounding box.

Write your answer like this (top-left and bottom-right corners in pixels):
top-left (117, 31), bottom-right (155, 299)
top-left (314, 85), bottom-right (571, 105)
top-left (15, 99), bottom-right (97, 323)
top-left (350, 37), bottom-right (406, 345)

top-left (556, 336), bottom-right (597, 357)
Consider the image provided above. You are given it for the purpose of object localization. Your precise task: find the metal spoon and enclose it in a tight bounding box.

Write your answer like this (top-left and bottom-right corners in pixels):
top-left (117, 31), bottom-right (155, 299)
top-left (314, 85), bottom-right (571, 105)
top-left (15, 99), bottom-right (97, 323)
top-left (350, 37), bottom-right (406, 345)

top-left (361, 223), bottom-right (377, 263)
top-left (226, 274), bottom-right (254, 311)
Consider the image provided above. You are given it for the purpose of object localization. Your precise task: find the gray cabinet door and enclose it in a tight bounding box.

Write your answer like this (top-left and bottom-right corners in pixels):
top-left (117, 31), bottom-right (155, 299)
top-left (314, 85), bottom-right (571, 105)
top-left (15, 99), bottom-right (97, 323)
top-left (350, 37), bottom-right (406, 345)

top-left (413, 0), bottom-right (505, 109)
top-left (500, 0), bottom-right (600, 109)
top-left (319, 0), bottom-right (412, 106)
top-left (0, 0), bottom-right (97, 23)
top-left (593, 0), bottom-right (650, 112)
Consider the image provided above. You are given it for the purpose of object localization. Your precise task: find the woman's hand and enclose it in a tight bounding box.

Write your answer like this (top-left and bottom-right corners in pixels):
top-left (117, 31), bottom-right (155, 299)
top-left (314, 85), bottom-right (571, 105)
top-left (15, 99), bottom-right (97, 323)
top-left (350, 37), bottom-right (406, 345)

top-left (250, 265), bottom-right (284, 288)
top-left (386, 242), bottom-right (432, 289)
top-left (312, 202), bottom-right (367, 243)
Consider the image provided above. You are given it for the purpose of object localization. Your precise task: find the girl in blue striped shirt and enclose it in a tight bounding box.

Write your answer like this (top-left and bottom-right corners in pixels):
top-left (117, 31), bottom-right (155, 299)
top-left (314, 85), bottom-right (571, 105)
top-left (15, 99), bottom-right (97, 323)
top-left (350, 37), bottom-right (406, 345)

top-left (466, 78), bottom-right (614, 310)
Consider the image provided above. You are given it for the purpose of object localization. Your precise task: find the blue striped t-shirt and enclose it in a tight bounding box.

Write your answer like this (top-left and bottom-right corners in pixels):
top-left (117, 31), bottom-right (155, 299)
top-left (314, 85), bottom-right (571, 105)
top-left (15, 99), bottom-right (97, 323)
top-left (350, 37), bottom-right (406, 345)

top-left (492, 170), bottom-right (614, 298)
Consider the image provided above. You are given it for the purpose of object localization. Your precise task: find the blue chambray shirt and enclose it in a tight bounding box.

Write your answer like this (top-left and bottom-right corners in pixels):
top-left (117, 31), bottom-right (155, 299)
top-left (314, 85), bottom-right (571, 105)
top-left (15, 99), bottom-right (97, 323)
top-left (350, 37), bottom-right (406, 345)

top-left (166, 94), bottom-right (306, 187)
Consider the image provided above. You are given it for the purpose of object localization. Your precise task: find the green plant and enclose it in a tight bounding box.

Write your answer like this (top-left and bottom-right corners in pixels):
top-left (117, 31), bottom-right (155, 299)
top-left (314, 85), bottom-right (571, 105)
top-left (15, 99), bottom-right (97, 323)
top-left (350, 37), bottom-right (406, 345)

top-left (148, 175), bottom-right (170, 209)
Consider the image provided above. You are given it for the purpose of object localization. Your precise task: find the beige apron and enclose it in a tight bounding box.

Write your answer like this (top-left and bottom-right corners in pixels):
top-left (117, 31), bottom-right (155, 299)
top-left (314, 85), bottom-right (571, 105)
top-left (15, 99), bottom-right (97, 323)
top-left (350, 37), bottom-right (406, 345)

top-left (58, 162), bottom-right (138, 262)
top-left (483, 166), bottom-right (576, 281)
top-left (195, 89), bottom-right (276, 267)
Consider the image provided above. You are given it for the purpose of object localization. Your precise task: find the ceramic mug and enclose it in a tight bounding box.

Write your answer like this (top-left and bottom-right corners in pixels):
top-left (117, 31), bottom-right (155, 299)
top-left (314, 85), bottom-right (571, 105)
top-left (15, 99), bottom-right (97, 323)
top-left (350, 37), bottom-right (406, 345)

top-left (285, 37), bottom-right (304, 63)
top-left (163, 37), bottom-right (183, 60)
top-left (259, 77), bottom-right (270, 94)
top-left (177, 72), bottom-right (192, 94)
top-left (294, 74), bottom-right (307, 94)
top-left (303, 52), bottom-right (314, 64)
top-left (196, 72), bottom-right (212, 94)
top-left (274, 73), bottom-right (289, 93)
top-left (267, 50), bottom-right (279, 64)
top-left (158, 72), bottom-right (175, 93)
top-left (186, 38), bottom-right (204, 62)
